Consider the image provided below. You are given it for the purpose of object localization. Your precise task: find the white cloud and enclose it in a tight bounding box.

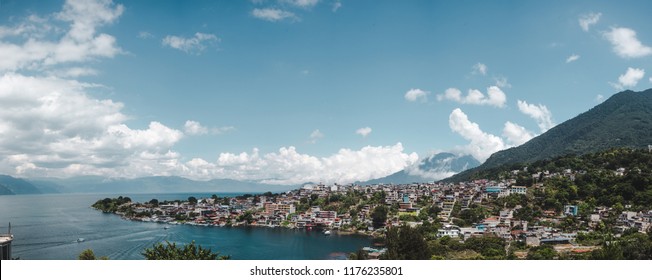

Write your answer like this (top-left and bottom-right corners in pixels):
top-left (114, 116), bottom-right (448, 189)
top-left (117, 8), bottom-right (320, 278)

top-left (437, 86), bottom-right (507, 108)
top-left (281, 0), bottom-right (320, 8)
top-left (332, 2), bottom-right (342, 12)
top-left (309, 129), bottom-right (324, 144)
top-left (603, 27), bottom-right (652, 58)
top-left (50, 67), bottom-right (99, 78)
top-left (472, 63), bottom-right (487, 75)
top-left (616, 67), bottom-right (645, 89)
top-left (404, 88), bottom-right (428, 102)
top-left (448, 108), bottom-right (506, 162)
top-left (502, 121), bottom-right (534, 146)
top-left (566, 54), bottom-right (580, 63)
top-left (138, 31), bottom-right (154, 39)
top-left (0, 0), bottom-right (124, 71)
top-left (162, 32), bottom-right (218, 54)
top-left (212, 126), bottom-right (235, 134)
top-left (214, 143), bottom-right (418, 185)
top-left (579, 12), bottom-right (601, 32)
top-left (517, 100), bottom-right (555, 132)
top-left (0, 73), bottom-right (185, 178)
top-left (596, 94), bottom-right (604, 102)
top-left (184, 120), bottom-right (234, 136)
top-left (356, 127), bottom-right (372, 138)
top-left (494, 77), bottom-right (511, 88)
top-left (184, 120), bottom-right (209, 135)
top-left (252, 8), bottom-right (298, 22)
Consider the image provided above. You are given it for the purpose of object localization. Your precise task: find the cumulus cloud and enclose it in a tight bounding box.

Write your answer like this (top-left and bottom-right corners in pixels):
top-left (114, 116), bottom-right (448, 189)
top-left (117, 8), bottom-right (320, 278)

top-left (0, 0), bottom-right (124, 71)
top-left (50, 67), bottom-right (99, 78)
top-left (616, 67), bottom-right (645, 89)
top-left (448, 108), bottom-right (506, 162)
top-left (215, 143), bottom-right (418, 185)
top-left (138, 31), bottom-right (154, 39)
top-left (596, 94), bottom-right (604, 102)
top-left (472, 63), bottom-right (487, 75)
top-left (437, 86), bottom-right (507, 108)
top-left (281, 0), bottom-right (320, 8)
top-left (356, 127), bottom-right (372, 138)
top-left (0, 73), bottom-right (184, 178)
top-left (603, 27), bottom-right (652, 58)
top-left (184, 120), bottom-right (209, 135)
top-left (404, 88), bottom-right (428, 102)
top-left (252, 8), bottom-right (298, 22)
top-left (162, 32), bottom-right (218, 54)
top-left (494, 77), bottom-right (511, 88)
top-left (309, 129), bottom-right (324, 144)
top-left (502, 121), bottom-right (535, 146)
top-left (579, 12), bottom-right (601, 32)
top-left (184, 120), bottom-right (234, 136)
top-left (517, 100), bottom-right (555, 132)
top-left (566, 54), bottom-right (580, 63)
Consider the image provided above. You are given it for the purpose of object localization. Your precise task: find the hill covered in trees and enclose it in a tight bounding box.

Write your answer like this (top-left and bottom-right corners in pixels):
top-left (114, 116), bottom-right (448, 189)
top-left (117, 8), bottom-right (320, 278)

top-left (447, 88), bottom-right (652, 182)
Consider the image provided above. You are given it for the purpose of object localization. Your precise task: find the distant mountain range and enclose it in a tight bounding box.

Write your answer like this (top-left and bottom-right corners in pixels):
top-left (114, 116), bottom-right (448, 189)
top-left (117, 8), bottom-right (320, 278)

top-left (362, 152), bottom-right (480, 184)
top-left (0, 175), bottom-right (293, 195)
top-left (446, 88), bottom-right (652, 182)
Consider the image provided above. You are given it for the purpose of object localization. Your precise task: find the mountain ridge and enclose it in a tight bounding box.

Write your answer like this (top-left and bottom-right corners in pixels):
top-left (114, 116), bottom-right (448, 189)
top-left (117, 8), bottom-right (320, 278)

top-left (0, 175), bottom-right (294, 195)
top-left (445, 88), bottom-right (652, 182)
top-left (362, 152), bottom-right (480, 184)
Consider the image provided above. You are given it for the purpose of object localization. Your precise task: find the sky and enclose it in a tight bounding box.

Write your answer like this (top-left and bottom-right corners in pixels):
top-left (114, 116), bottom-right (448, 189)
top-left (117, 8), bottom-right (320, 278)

top-left (0, 0), bottom-right (651, 185)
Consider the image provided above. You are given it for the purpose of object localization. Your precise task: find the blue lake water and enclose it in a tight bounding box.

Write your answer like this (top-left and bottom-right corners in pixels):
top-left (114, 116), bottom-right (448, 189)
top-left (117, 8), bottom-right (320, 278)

top-left (0, 193), bottom-right (371, 260)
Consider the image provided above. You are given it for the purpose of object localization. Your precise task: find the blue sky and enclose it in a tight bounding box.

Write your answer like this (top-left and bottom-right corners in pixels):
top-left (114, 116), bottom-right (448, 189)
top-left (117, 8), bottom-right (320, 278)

top-left (0, 0), bottom-right (651, 184)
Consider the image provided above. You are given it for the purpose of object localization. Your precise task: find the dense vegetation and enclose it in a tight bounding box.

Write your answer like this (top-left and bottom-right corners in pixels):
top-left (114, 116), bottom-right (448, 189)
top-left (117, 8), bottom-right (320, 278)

top-left (142, 241), bottom-right (230, 260)
top-left (448, 89), bottom-right (652, 182)
top-left (77, 249), bottom-right (108, 260)
top-left (470, 148), bottom-right (652, 210)
top-left (91, 196), bottom-right (132, 213)
top-left (375, 148), bottom-right (652, 260)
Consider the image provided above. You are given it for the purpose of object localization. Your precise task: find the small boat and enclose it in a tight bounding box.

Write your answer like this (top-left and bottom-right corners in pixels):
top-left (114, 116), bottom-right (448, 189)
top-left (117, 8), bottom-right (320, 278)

top-left (76, 238), bottom-right (85, 243)
top-left (324, 230), bottom-right (331, 235)
top-left (163, 226), bottom-right (170, 230)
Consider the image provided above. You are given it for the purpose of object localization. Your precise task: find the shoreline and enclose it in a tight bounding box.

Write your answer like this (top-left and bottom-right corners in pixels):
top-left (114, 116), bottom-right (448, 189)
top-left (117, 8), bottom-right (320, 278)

top-left (96, 207), bottom-right (375, 239)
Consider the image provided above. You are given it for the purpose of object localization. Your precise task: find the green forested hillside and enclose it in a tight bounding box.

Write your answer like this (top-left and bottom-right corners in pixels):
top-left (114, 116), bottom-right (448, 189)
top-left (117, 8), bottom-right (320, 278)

top-left (470, 148), bottom-right (652, 209)
top-left (447, 89), bottom-right (652, 182)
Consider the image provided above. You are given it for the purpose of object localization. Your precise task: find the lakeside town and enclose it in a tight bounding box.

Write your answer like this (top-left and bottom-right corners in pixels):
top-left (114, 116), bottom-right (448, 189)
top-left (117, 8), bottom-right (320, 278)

top-left (94, 152), bottom-right (652, 260)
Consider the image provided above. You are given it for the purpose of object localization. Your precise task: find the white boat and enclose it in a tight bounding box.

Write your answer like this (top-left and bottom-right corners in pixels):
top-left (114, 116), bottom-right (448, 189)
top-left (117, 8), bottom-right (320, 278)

top-left (324, 230), bottom-right (331, 235)
top-left (163, 226), bottom-right (170, 230)
top-left (76, 238), bottom-right (85, 242)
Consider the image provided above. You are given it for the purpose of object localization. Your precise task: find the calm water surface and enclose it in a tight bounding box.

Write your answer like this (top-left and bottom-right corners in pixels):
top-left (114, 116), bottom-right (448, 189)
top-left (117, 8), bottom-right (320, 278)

top-left (0, 193), bottom-right (370, 260)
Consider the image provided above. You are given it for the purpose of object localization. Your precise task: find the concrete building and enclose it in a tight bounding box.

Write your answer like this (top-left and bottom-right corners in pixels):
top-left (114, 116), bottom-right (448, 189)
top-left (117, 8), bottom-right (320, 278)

top-left (1, 224), bottom-right (12, 260)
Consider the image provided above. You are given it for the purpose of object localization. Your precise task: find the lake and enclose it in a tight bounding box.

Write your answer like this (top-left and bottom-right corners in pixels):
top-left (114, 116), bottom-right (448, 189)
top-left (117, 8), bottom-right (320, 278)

top-left (0, 193), bottom-right (371, 260)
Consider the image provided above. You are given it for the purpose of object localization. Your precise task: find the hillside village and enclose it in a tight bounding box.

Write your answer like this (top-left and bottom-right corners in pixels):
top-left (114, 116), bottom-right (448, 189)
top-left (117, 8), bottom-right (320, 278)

top-left (94, 148), bottom-right (652, 260)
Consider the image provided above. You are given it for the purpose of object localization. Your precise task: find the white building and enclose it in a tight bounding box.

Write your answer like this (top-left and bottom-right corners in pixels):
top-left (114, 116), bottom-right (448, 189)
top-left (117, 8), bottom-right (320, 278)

top-left (437, 225), bottom-right (461, 238)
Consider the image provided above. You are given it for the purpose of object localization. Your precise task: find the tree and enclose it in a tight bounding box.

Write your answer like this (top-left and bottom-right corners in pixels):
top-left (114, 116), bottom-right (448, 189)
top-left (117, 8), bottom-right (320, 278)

top-left (149, 199), bottom-right (159, 207)
top-left (188, 196), bottom-right (198, 205)
top-left (348, 248), bottom-right (369, 260)
top-left (464, 236), bottom-right (506, 259)
top-left (527, 245), bottom-right (557, 260)
top-left (78, 249), bottom-right (108, 260)
top-left (371, 205), bottom-right (388, 229)
top-left (382, 225), bottom-right (430, 260)
top-left (142, 241), bottom-right (230, 260)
